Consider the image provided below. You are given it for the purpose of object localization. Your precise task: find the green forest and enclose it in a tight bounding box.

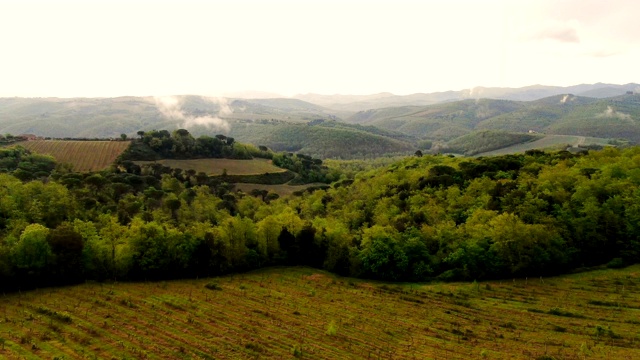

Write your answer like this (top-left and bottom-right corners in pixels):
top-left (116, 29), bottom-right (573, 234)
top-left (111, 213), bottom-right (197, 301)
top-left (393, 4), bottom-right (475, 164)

top-left (1, 129), bottom-right (639, 292)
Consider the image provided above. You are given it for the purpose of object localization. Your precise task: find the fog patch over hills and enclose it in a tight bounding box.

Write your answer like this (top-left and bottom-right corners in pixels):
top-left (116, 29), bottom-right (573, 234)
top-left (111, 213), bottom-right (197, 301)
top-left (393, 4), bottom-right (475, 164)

top-left (154, 96), bottom-right (231, 133)
top-left (599, 105), bottom-right (632, 120)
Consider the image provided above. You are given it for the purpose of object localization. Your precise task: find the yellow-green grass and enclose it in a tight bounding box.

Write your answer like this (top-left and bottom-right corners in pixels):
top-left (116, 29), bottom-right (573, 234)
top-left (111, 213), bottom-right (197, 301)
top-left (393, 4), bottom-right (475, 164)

top-left (9, 140), bottom-right (130, 172)
top-left (134, 158), bottom-right (286, 176)
top-left (234, 182), bottom-right (327, 196)
top-left (1, 266), bottom-right (639, 359)
top-left (475, 135), bottom-right (611, 157)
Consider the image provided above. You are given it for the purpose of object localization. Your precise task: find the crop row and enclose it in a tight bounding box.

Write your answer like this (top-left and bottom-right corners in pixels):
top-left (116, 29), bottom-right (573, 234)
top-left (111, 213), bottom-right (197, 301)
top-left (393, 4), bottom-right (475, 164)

top-left (0, 266), bottom-right (639, 359)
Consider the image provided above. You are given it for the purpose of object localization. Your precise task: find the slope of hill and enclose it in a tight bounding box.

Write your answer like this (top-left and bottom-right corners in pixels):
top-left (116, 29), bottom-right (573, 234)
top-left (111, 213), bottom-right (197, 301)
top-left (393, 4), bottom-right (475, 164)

top-left (445, 130), bottom-right (539, 156)
top-left (347, 99), bottom-right (525, 140)
top-left (1, 266), bottom-right (638, 359)
top-left (295, 83), bottom-right (639, 112)
top-left (0, 96), bottom-right (167, 139)
top-left (133, 158), bottom-right (286, 176)
top-left (346, 94), bottom-right (640, 148)
top-left (475, 135), bottom-right (612, 156)
top-left (2, 85), bottom-right (638, 159)
top-left (479, 94), bottom-right (640, 142)
top-left (230, 121), bottom-right (416, 159)
top-left (7, 140), bottom-right (130, 172)
top-left (0, 96), bottom-right (339, 139)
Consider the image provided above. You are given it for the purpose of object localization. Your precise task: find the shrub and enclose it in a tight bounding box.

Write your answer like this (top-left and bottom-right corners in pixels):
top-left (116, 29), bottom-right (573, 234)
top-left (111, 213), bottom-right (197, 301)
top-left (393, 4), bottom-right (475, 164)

top-left (204, 282), bottom-right (222, 291)
top-left (291, 345), bottom-right (303, 357)
top-left (607, 258), bottom-right (626, 269)
top-left (326, 320), bottom-right (337, 336)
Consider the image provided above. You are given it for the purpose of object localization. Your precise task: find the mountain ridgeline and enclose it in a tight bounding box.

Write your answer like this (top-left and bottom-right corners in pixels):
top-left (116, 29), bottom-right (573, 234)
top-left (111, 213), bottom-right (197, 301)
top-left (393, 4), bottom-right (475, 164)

top-left (347, 94), bottom-right (640, 143)
top-left (1, 83), bottom-right (639, 159)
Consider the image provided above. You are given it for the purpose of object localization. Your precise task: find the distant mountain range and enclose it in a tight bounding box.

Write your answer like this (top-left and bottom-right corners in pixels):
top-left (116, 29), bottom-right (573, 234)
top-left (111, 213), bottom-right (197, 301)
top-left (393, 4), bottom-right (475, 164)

top-left (0, 83), bottom-right (638, 158)
top-left (294, 83), bottom-right (640, 112)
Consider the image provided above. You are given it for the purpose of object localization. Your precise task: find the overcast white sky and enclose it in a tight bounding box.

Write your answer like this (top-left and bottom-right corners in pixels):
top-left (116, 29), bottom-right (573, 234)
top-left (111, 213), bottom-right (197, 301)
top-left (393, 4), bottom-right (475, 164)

top-left (0, 0), bottom-right (638, 98)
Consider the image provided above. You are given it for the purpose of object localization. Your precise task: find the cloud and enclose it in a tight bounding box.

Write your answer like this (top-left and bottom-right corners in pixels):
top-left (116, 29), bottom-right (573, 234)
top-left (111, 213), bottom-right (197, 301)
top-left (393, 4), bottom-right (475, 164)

top-left (516, 18), bottom-right (582, 44)
top-left (598, 105), bottom-right (631, 120)
top-left (154, 96), bottom-right (231, 133)
top-left (583, 48), bottom-right (623, 58)
top-left (527, 25), bottom-right (580, 43)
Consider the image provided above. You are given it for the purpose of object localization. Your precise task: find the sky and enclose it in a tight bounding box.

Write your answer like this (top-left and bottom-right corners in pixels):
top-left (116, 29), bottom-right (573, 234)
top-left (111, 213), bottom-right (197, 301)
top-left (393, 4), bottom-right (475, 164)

top-left (0, 0), bottom-right (638, 98)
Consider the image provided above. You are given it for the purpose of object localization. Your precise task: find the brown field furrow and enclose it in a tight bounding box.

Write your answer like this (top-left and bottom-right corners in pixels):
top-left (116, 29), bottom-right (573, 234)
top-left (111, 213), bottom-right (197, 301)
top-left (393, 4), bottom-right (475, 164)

top-left (1, 267), bottom-right (639, 359)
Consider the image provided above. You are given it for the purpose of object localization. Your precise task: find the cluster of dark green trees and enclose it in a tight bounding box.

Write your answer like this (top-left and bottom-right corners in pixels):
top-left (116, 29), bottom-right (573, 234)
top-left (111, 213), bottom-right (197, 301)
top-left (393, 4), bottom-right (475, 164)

top-left (1, 135), bottom-right (639, 292)
top-left (123, 129), bottom-right (337, 184)
top-left (126, 130), bottom-right (248, 160)
top-left (0, 146), bottom-right (56, 181)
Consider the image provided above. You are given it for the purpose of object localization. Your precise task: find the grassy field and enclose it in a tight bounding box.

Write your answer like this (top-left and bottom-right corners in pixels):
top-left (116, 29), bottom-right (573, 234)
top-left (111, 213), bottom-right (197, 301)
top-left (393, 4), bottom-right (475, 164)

top-left (1, 266), bottom-right (639, 359)
top-left (10, 140), bottom-right (130, 172)
top-left (475, 135), bottom-right (611, 157)
top-left (235, 182), bottom-right (327, 196)
top-left (133, 158), bottom-right (286, 176)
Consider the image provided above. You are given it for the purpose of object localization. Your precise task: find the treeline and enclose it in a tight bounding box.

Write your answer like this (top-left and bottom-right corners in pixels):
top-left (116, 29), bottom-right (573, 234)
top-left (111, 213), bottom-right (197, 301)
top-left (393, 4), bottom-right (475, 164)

top-left (123, 129), bottom-right (264, 161)
top-left (1, 145), bottom-right (640, 291)
top-left (120, 129), bottom-right (336, 185)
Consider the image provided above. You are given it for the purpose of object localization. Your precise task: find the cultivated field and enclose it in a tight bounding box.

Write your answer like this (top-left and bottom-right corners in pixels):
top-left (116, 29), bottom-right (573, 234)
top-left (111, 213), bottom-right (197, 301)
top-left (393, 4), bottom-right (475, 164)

top-left (1, 266), bottom-right (639, 359)
top-left (235, 182), bottom-right (327, 196)
top-left (475, 135), bottom-right (611, 157)
top-left (11, 140), bottom-right (130, 172)
top-left (134, 158), bottom-right (286, 176)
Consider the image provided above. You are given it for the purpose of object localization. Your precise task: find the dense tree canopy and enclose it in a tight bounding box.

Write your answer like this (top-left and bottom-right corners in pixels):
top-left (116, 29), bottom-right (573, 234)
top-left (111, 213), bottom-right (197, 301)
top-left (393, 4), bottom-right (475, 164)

top-left (1, 135), bottom-right (640, 291)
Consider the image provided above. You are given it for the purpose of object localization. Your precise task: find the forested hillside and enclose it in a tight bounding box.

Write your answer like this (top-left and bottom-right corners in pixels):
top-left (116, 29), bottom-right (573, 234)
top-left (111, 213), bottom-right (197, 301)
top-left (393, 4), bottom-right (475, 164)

top-left (229, 120), bottom-right (416, 158)
top-left (0, 96), bottom-right (337, 139)
top-left (295, 83), bottom-right (640, 111)
top-left (2, 92), bottom-right (639, 159)
top-left (1, 142), bottom-right (639, 291)
top-left (347, 93), bottom-right (640, 144)
top-left (443, 130), bottom-right (539, 156)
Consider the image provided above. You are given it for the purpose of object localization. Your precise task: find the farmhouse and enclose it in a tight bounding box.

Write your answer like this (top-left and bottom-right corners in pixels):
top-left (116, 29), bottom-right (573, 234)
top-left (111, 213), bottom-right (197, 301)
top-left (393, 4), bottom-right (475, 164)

top-left (17, 133), bottom-right (41, 141)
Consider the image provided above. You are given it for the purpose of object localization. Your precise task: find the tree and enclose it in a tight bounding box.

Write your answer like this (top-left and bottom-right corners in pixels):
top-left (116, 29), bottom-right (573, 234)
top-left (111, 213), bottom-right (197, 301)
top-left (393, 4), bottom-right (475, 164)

top-left (120, 133), bottom-right (128, 141)
top-left (488, 213), bottom-right (566, 276)
top-left (137, 130), bottom-right (145, 140)
top-left (47, 224), bottom-right (84, 282)
top-left (97, 215), bottom-right (130, 279)
top-left (129, 220), bottom-right (170, 279)
top-left (164, 194), bottom-right (182, 221)
top-left (257, 216), bottom-right (282, 258)
top-left (11, 224), bottom-right (51, 272)
top-left (359, 225), bottom-right (407, 280)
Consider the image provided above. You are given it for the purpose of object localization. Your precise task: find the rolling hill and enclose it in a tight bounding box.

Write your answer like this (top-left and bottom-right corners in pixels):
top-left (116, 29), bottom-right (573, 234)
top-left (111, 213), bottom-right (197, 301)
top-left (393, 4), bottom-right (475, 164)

top-left (444, 130), bottom-right (539, 156)
top-left (478, 94), bottom-right (640, 141)
top-left (229, 121), bottom-right (417, 158)
top-left (0, 96), bottom-right (418, 159)
top-left (0, 96), bottom-right (339, 139)
top-left (345, 94), bottom-right (640, 148)
top-left (295, 82), bottom-right (639, 112)
top-left (1, 84), bottom-right (639, 159)
top-left (474, 135), bottom-right (612, 157)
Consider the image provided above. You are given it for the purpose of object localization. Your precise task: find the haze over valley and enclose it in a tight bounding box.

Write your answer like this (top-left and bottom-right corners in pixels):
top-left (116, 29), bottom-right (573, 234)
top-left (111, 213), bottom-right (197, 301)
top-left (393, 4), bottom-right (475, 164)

top-left (2, 82), bottom-right (639, 158)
